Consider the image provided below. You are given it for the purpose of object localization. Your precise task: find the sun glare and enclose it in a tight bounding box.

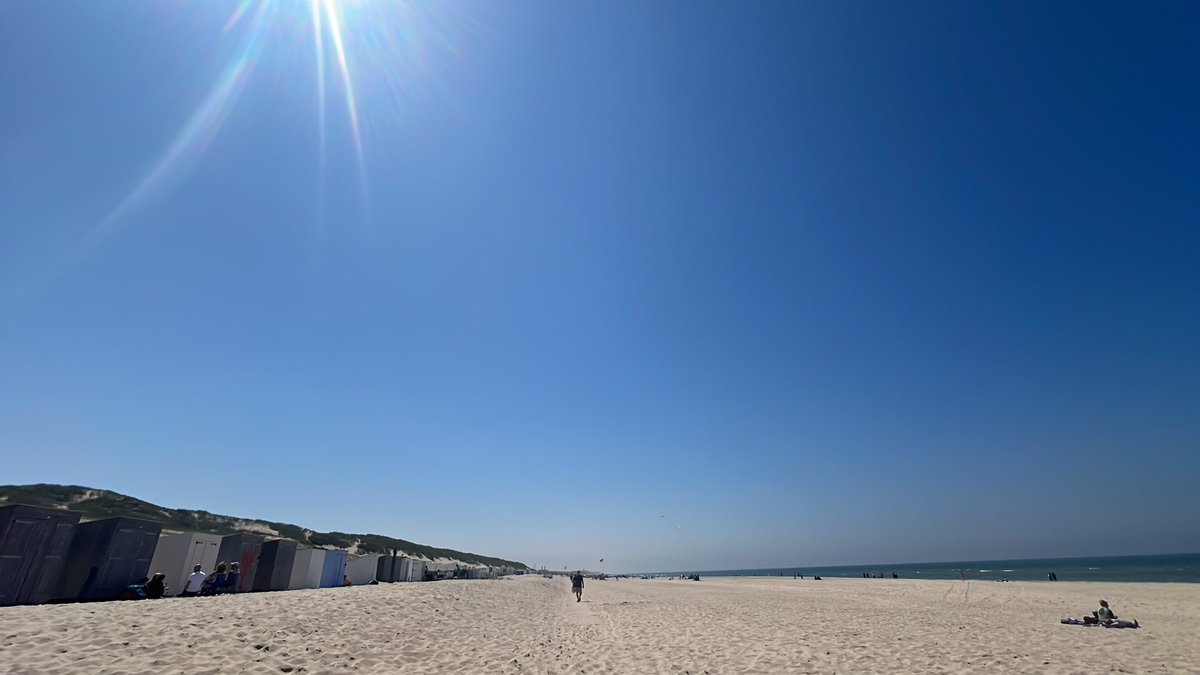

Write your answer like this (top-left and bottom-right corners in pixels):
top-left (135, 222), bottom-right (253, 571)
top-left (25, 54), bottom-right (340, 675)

top-left (69, 0), bottom-right (463, 270)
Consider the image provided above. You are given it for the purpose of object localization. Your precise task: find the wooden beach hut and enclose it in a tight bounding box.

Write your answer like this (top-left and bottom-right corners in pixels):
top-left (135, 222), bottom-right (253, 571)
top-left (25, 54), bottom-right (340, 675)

top-left (216, 533), bottom-right (265, 593)
top-left (56, 516), bottom-right (162, 602)
top-left (253, 539), bottom-right (298, 592)
top-left (147, 532), bottom-right (221, 596)
top-left (288, 548), bottom-right (325, 590)
top-left (320, 550), bottom-right (348, 588)
top-left (346, 554), bottom-right (381, 585)
top-left (0, 504), bottom-right (81, 606)
top-left (377, 554), bottom-right (405, 582)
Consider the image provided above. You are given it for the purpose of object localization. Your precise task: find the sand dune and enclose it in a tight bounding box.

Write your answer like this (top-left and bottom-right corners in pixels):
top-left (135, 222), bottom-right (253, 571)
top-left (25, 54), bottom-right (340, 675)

top-left (1, 576), bottom-right (1196, 673)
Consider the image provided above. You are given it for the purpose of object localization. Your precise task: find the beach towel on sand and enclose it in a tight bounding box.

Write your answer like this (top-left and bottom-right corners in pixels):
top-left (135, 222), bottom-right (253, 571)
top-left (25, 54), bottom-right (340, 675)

top-left (1061, 618), bottom-right (1139, 629)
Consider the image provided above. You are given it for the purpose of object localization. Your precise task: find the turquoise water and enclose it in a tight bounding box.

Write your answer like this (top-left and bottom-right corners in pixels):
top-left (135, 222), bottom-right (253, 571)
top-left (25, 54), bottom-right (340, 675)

top-left (656, 553), bottom-right (1200, 583)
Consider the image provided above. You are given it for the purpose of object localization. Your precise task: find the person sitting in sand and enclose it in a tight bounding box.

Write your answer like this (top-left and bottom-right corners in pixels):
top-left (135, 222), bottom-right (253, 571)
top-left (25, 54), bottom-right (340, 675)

top-left (1094, 600), bottom-right (1139, 628)
top-left (144, 573), bottom-right (167, 599)
top-left (181, 564), bottom-right (206, 597)
top-left (570, 571), bottom-right (584, 602)
top-left (222, 562), bottom-right (241, 594)
top-left (201, 563), bottom-right (227, 596)
top-left (1065, 600), bottom-right (1139, 628)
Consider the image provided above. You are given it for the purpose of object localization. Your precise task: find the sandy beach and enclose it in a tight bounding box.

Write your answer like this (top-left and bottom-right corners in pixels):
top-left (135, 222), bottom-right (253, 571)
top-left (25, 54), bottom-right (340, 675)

top-left (1, 575), bottom-right (1196, 674)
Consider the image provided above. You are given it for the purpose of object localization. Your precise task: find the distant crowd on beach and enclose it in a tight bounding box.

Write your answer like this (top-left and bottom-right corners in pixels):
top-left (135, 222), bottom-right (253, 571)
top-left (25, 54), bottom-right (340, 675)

top-left (125, 562), bottom-right (252, 599)
top-left (125, 562), bottom-right (364, 600)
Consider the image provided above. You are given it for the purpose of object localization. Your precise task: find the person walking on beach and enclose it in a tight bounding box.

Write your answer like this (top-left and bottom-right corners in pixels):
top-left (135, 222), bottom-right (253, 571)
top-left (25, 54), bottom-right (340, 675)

top-left (570, 571), bottom-right (585, 602)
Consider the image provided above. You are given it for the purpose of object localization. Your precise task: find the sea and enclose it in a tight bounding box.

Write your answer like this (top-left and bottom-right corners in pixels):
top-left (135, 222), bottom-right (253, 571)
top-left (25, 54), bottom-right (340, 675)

top-left (653, 553), bottom-right (1200, 583)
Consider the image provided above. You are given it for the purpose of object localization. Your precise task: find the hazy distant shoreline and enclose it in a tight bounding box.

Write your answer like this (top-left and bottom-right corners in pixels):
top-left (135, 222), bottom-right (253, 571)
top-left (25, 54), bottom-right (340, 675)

top-left (643, 552), bottom-right (1200, 583)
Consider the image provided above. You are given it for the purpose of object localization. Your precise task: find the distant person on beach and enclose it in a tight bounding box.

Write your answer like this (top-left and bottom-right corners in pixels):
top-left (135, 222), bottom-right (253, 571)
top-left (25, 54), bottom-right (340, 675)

top-left (570, 571), bottom-right (584, 602)
top-left (201, 562), bottom-right (227, 596)
top-left (144, 573), bottom-right (167, 599)
top-left (1068, 600), bottom-right (1139, 628)
top-left (1094, 600), bottom-right (1138, 627)
top-left (181, 564), bottom-right (206, 597)
top-left (217, 561), bottom-right (241, 594)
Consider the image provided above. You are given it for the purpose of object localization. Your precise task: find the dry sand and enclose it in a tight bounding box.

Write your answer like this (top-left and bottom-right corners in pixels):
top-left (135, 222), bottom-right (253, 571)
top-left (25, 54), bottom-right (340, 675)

top-left (1, 575), bottom-right (1197, 673)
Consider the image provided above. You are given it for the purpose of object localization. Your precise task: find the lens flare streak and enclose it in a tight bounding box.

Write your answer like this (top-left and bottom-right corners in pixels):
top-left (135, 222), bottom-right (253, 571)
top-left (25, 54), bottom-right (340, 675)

top-left (60, 0), bottom-right (465, 281)
top-left (309, 0), bottom-right (328, 207)
top-left (319, 0), bottom-right (369, 202)
top-left (72, 0), bottom-right (275, 261)
top-left (223, 0), bottom-right (257, 32)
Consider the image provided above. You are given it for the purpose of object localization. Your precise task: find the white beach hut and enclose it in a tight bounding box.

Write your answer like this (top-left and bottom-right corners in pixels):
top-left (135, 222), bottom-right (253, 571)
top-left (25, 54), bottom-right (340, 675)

top-left (288, 549), bottom-right (326, 590)
top-left (406, 559), bottom-right (427, 582)
top-left (148, 533), bottom-right (222, 596)
top-left (345, 554), bottom-right (381, 585)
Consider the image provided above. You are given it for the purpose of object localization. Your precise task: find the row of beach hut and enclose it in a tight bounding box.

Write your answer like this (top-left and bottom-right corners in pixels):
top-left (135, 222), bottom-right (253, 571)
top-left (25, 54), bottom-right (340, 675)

top-left (150, 531), bottom-right (355, 594)
top-left (0, 504), bottom-right (494, 607)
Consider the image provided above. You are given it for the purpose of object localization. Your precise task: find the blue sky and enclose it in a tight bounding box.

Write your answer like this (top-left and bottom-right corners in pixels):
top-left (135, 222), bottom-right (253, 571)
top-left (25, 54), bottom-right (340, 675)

top-left (1, 0), bottom-right (1197, 573)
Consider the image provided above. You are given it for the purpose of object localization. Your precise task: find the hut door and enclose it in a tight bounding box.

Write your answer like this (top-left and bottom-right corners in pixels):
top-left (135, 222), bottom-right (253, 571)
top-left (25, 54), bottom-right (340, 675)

top-left (26, 522), bottom-right (75, 604)
top-left (0, 519), bottom-right (41, 605)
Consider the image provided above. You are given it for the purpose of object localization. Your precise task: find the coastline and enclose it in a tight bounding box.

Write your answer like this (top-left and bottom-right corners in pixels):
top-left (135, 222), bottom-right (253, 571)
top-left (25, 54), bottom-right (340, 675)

top-left (2, 575), bottom-right (1197, 673)
top-left (643, 551), bottom-right (1200, 583)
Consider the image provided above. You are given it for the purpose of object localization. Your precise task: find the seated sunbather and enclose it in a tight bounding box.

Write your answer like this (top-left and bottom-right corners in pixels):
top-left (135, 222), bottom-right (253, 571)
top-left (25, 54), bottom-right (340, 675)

top-left (201, 563), bottom-right (227, 596)
top-left (1068, 600), bottom-right (1139, 628)
top-left (144, 573), bottom-right (167, 599)
top-left (222, 562), bottom-right (241, 593)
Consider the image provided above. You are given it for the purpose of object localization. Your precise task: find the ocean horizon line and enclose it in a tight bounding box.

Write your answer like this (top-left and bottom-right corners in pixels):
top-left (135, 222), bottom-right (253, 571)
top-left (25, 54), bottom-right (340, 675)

top-left (633, 551), bottom-right (1200, 583)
